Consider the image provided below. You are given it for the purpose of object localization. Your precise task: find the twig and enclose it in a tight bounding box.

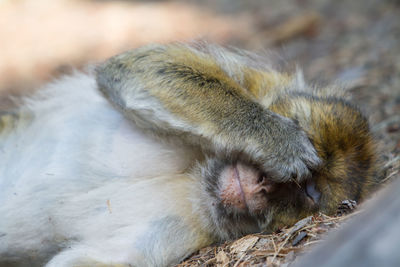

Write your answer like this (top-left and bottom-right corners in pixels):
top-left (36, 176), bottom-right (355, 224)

top-left (233, 251), bottom-right (247, 267)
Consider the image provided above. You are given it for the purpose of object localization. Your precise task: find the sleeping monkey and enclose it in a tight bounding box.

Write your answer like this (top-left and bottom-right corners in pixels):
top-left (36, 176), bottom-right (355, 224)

top-left (0, 43), bottom-right (378, 266)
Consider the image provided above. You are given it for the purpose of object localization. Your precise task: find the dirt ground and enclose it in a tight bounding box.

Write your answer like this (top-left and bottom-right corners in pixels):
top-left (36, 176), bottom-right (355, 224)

top-left (1, 0), bottom-right (399, 266)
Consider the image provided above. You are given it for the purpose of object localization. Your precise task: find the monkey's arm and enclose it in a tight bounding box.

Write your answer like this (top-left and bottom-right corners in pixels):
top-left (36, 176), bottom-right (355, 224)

top-left (95, 44), bottom-right (320, 182)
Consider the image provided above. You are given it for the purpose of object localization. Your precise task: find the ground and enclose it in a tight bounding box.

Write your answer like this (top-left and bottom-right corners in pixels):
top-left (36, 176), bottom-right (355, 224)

top-left (1, 0), bottom-right (399, 266)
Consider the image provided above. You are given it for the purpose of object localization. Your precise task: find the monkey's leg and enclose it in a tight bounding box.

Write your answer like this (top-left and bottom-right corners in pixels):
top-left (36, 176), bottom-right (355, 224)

top-left (96, 44), bottom-right (321, 182)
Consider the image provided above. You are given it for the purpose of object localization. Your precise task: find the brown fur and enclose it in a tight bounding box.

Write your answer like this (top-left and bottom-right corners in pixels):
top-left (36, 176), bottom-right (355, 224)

top-left (96, 42), bottom-right (379, 237)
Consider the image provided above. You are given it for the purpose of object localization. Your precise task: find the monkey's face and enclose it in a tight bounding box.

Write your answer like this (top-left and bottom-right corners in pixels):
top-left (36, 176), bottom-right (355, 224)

top-left (200, 158), bottom-right (322, 239)
top-left (259, 96), bottom-right (378, 231)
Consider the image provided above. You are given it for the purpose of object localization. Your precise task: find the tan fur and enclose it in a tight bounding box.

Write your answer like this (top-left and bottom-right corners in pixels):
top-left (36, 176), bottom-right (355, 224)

top-left (97, 42), bottom-right (379, 230)
top-left (97, 43), bottom-right (322, 183)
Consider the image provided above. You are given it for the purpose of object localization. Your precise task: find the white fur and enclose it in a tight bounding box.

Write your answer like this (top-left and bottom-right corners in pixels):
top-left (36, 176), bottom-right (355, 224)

top-left (0, 72), bottom-right (210, 266)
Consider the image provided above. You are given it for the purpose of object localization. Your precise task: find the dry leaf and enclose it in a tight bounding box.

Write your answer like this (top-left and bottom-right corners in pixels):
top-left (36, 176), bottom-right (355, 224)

top-left (230, 236), bottom-right (259, 255)
top-left (216, 250), bottom-right (230, 267)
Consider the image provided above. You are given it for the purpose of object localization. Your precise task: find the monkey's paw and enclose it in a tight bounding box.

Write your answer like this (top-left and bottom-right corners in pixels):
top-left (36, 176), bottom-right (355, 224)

top-left (258, 116), bottom-right (322, 183)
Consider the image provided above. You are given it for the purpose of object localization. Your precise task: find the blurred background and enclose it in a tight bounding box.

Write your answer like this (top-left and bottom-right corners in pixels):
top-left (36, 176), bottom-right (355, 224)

top-left (0, 0), bottom-right (399, 265)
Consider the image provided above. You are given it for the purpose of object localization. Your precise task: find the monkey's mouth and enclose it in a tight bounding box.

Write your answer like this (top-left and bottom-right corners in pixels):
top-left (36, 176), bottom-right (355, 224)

top-left (233, 165), bottom-right (248, 209)
top-left (219, 163), bottom-right (273, 214)
top-left (219, 164), bottom-right (248, 210)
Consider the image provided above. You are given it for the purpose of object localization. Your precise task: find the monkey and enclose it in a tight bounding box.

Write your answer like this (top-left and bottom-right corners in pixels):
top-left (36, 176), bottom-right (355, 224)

top-left (0, 43), bottom-right (378, 267)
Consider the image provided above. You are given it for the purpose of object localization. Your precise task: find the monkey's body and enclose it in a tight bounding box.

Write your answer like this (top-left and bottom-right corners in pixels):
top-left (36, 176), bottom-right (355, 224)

top-left (0, 43), bottom-right (378, 266)
top-left (0, 73), bottom-right (212, 266)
